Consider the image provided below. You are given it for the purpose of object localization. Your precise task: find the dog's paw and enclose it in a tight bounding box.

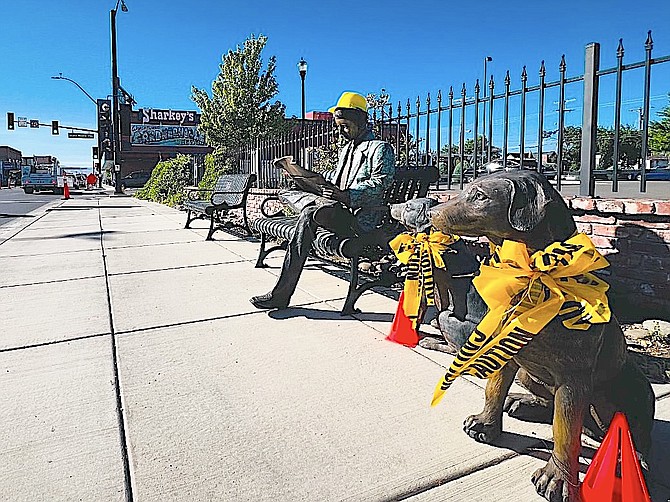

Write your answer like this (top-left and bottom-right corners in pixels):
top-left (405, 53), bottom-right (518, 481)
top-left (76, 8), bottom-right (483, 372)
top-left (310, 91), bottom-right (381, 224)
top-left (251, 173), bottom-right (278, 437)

top-left (418, 336), bottom-right (459, 354)
top-left (503, 393), bottom-right (553, 423)
top-left (531, 458), bottom-right (580, 502)
top-left (463, 414), bottom-right (502, 443)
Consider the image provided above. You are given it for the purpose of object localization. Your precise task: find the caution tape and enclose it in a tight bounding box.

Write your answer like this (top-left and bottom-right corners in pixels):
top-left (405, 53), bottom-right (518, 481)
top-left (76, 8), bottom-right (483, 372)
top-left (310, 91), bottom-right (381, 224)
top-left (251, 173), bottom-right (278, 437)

top-left (431, 233), bottom-right (611, 407)
top-left (389, 231), bottom-right (459, 328)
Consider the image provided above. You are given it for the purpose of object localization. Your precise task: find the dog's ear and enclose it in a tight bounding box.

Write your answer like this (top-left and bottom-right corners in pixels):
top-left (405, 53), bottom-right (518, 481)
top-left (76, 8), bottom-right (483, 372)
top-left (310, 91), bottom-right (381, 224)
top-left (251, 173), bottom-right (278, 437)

top-left (411, 198), bottom-right (438, 233)
top-left (507, 173), bottom-right (560, 232)
top-left (414, 203), bottom-right (433, 233)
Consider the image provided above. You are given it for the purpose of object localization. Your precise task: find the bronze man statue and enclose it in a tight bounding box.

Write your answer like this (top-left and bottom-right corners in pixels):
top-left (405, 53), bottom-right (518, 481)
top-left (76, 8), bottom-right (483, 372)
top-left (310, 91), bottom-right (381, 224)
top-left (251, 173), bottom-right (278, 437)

top-left (250, 91), bottom-right (396, 310)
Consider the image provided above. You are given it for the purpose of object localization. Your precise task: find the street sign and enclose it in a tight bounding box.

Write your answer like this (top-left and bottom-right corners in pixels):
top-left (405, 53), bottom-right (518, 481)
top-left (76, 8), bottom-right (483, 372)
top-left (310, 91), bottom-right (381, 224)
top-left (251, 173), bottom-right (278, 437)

top-left (17, 117), bottom-right (28, 127)
top-left (68, 132), bottom-right (95, 139)
top-left (30, 119), bottom-right (39, 128)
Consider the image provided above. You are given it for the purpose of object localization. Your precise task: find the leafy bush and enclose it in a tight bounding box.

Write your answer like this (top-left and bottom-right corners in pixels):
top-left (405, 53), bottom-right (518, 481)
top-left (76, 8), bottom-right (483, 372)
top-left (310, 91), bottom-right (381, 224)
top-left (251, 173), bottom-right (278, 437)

top-left (135, 154), bottom-right (192, 206)
top-left (197, 152), bottom-right (235, 190)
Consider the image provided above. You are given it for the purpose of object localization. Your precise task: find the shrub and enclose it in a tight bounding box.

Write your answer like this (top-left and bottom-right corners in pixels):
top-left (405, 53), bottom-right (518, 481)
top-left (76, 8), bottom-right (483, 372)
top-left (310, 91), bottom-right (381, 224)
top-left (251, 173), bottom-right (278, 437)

top-left (135, 154), bottom-right (192, 206)
top-left (197, 151), bottom-right (234, 190)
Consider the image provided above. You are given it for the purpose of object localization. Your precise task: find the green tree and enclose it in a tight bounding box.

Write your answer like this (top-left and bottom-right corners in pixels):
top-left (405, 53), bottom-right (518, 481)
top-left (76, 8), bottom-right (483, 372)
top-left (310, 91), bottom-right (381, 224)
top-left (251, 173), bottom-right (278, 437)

top-left (618, 126), bottom-right (642, 167)
top-left (596, 127), bottom-right (615, 169)
top-left (562, 126), bottom-right (582, 171)
top-left (649, 95), bottom-right (670, 155)
top-left (437, 136), bottom-right (493, 176)
top-left (191, 34), bottom-right (288, 183)
top-left (596, 126), bottom-right (642, 168)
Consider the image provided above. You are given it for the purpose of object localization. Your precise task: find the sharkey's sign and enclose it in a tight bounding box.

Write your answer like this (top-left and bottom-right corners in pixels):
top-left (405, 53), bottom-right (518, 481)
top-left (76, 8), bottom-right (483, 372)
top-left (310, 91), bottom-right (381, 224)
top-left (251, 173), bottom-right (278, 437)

top-left (141, 108), bottom-right (198, 126)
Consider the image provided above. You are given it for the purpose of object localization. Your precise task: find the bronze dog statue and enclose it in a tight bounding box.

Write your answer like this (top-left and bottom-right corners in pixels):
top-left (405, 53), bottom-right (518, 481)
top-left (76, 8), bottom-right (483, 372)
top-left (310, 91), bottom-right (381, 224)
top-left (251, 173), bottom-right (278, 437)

top-left (390, 198), bottom-right (486, 353)
top-left (429, 171), bottom-right (655, 502)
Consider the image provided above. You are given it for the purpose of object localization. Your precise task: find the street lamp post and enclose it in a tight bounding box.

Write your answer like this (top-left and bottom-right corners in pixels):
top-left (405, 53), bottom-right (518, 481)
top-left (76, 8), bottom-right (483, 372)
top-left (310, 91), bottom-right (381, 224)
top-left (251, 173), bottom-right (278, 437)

top-left (51, 73), bottom-right (97, 106)
top-left (298, 58), bottom-right (307, 165)
top-left (482, 56), bottom-right (493, 164)
top-left (51, 73), bottom-right (101, 186)
top-left (111, 0), bottom-right (128, 194)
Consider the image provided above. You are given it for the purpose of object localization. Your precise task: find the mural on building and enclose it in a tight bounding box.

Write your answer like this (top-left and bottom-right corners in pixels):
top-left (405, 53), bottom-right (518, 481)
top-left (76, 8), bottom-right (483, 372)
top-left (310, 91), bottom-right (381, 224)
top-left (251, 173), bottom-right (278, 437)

top-left (130, 124), bottom-right (205, 146)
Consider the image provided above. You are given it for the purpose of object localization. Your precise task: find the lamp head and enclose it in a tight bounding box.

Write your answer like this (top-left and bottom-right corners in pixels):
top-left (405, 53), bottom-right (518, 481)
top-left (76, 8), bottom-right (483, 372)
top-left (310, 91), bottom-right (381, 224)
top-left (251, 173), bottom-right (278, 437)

top-left (298, 58), bottom-right (307, 76)
top-left (120, 0), bottom-right (128, 11)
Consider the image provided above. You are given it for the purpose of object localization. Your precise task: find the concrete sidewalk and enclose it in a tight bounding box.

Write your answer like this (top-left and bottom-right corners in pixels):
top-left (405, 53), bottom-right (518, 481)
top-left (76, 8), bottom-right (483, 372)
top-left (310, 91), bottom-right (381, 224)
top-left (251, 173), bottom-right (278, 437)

top-left (1, 192), bottom-right (668, 501)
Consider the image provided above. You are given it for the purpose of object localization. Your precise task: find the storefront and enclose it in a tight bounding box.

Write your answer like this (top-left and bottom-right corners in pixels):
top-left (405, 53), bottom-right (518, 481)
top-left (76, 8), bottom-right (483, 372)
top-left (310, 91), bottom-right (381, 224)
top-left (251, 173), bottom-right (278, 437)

top-left (115, 105), bottom-right (212, 182)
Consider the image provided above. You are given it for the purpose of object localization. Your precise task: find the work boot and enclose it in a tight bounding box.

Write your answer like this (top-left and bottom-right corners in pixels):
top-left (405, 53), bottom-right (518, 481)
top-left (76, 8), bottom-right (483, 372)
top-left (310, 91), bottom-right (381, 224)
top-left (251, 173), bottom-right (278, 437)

top-left (250, 293), bottom-right (289, 310)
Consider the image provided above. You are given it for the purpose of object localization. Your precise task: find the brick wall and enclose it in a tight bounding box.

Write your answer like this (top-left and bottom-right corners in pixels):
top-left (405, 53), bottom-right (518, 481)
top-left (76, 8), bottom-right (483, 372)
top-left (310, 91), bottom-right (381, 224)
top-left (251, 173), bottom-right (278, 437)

top-left (567, 196), bottom-right (670, 319)
top-left (432, 190), bottom-right (670, 320)
top-left (247, 188), bottom-right (670, 319)
top-left (247, 189), bottom-right (282, 218)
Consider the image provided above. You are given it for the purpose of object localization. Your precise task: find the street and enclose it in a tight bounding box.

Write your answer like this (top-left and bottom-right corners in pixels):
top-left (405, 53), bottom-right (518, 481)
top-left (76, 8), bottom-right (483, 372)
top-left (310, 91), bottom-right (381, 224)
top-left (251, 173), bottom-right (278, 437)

top-left (0, 187), bottom-right (60, 227)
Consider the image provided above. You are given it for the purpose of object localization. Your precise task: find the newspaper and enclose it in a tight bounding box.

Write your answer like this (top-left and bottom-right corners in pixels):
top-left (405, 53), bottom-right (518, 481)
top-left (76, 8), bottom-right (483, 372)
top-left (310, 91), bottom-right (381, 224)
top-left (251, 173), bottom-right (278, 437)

top-left (273, 156), bottom-right (336, 195)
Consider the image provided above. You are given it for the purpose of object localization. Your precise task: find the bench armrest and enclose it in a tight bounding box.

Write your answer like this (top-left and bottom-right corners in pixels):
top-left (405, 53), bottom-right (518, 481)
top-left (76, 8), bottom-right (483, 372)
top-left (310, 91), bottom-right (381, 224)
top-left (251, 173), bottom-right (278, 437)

top-left (260, 195), bottom-right (284, 218)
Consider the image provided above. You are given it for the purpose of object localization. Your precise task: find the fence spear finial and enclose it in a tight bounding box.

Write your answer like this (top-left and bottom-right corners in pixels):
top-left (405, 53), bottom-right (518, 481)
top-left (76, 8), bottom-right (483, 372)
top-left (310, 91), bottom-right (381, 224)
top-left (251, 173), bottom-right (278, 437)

top-left (645, 30), bottom-right (653, 51)
top-left (617, 39), bottom-right (624, 59)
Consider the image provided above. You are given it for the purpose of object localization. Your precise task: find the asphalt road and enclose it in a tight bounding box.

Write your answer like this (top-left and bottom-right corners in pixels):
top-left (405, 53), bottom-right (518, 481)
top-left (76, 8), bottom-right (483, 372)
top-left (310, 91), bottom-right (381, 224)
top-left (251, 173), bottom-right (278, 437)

top-left (0, 187), bottom-right (60, 227)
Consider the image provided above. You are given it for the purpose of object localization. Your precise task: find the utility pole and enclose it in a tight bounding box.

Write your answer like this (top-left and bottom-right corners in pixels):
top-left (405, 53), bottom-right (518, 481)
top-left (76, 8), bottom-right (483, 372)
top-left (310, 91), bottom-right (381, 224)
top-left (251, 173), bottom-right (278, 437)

top-left (111, 7), bottom-right (121, 194)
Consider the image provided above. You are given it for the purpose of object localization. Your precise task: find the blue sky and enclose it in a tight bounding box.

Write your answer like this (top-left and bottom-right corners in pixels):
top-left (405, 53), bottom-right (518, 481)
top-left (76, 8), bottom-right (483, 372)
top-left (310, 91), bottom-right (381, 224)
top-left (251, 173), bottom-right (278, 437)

top-left (2, 0), bottom-right (670, 167)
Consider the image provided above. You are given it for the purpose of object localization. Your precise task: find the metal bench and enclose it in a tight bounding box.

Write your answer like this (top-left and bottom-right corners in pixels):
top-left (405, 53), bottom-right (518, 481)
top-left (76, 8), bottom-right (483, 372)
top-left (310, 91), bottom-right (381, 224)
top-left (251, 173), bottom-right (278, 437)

top-left (184, 173), bottom-right (256, 240)
top-left (249, 165), bottom-right (440, 315)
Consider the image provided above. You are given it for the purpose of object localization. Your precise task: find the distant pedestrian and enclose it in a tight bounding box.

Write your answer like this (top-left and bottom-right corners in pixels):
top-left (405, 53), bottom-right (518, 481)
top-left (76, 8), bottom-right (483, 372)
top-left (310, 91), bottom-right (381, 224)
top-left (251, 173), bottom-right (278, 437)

top-left (87, 172), bottom-right (97, 189)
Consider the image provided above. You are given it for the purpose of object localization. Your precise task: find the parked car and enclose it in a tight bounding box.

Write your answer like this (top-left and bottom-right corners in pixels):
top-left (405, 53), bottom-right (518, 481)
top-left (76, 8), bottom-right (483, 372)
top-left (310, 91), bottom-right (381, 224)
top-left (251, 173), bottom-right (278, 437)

top-left (480, 161), bottom-right (557, 180)
top-left (637, 167), bottom-right (670, 181)
top-left (593, 168), bottom-right (639, 181)
top-left (120, 171), bottom-right (151, 190)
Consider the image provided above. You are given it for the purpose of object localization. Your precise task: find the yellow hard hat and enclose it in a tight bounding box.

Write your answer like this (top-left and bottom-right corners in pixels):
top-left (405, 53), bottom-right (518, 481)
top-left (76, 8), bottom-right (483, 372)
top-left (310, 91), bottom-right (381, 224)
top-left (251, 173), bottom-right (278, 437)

top-left (328, 92), bottom-right (368, 113)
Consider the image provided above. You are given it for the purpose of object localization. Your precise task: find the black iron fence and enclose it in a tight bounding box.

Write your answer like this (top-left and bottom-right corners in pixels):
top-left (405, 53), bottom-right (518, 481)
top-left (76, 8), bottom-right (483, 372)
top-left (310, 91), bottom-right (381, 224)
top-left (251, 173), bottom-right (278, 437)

top-left (236, 32), bottom-right (669, 195)
top-left (235, 121), bottom-right (335, 189)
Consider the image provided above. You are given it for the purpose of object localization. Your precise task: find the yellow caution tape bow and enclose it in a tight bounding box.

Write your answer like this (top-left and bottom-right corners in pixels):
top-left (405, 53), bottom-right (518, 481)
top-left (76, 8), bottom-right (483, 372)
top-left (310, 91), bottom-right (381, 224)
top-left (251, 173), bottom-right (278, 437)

top-left (431, 233), bottom-right (611, 407)
top-left (389, 231), bottom-right (459, 328)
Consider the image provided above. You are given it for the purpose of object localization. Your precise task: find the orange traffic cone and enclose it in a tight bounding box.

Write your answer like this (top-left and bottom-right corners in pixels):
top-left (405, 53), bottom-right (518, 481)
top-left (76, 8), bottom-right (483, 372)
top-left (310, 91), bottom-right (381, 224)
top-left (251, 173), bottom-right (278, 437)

top-left (386, 291), bottom-right (419, 347)
top-left (581, 412), bottom-right (651, 502)
top-left (62, 180), bottom-right (70, 200)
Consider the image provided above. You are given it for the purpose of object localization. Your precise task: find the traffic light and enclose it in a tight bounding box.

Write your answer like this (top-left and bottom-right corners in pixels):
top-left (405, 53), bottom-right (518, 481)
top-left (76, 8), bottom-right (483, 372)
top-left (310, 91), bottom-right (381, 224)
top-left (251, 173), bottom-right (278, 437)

top-left (92, 146), bottom-right (99, 160)
top-left (97, 99), bottom-right (113, 157)
top-left (52, 120), bottom-right (59, 135)
top-left (7, 112), bottom-right (14, 130)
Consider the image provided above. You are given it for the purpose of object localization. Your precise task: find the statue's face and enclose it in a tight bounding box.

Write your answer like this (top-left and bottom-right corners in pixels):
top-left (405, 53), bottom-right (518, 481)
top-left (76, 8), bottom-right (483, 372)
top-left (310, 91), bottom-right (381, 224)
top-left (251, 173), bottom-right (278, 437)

top-left (334, 116), bottom-right (360, 141)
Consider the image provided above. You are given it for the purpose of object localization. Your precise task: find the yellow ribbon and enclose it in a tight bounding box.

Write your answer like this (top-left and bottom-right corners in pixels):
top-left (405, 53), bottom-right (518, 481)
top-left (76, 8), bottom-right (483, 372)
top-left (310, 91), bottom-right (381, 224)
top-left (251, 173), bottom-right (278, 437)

top-left (389, 231), bottom-right (459, 328)
top-left (431, 233), bottom-right (611, 407)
